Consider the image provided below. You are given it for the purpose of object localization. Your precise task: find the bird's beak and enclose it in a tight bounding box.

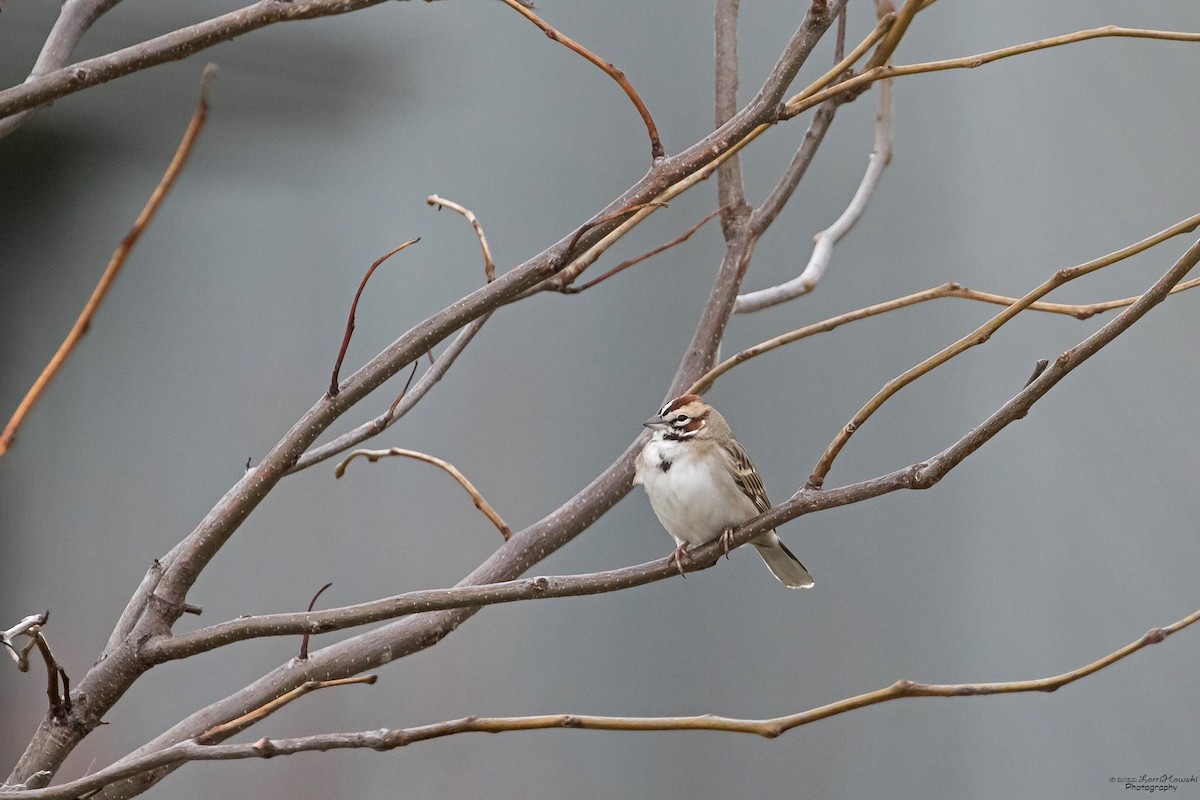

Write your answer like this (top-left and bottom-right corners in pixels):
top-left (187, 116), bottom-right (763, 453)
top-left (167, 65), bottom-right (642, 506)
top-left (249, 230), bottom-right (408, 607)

top-left (643, 417), bottom-right (669, 430)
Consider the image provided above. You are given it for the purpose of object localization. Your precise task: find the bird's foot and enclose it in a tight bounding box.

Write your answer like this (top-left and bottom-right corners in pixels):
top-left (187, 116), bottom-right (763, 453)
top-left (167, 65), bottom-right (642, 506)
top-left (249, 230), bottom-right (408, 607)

top-left (670, 543), bottom-right (691, 578)
top-left (719, 527), bottom-right (736, 560)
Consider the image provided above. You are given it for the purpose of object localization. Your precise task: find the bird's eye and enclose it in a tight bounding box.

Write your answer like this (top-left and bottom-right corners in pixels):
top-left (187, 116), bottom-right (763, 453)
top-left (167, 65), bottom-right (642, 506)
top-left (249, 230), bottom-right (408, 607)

top-left (674, 414), bottom-right (689, 424)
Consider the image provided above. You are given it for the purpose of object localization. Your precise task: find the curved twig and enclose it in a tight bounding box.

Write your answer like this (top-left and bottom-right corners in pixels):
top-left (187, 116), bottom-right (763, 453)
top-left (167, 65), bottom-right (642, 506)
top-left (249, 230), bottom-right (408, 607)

top-left (336, 448), bottom-right (512, 541)
top-left (195, 676), bottom-right (376, 746)
top-left (327, 239), bottom-right (420, 398)
top-left (427, 195), bottom-right (496, 282)
top-left (0, 66), bottom-right (216, 458)
top-left (497, 0), bottom-right (663, 160)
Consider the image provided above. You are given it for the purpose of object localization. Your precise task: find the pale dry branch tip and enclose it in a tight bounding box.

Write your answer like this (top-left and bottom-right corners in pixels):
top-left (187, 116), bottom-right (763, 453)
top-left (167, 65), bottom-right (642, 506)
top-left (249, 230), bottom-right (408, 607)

top-left (336, 447), bottom-right (512, 541)
top-left (426, 195), bottom-right (497, 282)
top-left (498, 0), bottom-right (663, 160)
top-left (327, 238), bottom-right (420, 398)
top-left (0, 65), bottom-right (215, 458)
top-left (736, 77), bottom-right (893, 313)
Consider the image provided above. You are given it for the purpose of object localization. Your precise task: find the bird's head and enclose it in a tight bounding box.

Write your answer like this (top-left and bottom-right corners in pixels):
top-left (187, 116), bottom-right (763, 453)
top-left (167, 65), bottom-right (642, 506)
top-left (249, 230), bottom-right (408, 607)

top-left (642, 394), bottom-right (729, 441)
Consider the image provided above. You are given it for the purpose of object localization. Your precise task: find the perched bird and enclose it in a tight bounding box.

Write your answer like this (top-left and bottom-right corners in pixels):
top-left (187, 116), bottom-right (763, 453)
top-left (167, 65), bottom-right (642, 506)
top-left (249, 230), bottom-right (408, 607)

top-left (634, 394), bottom-right (814, 588)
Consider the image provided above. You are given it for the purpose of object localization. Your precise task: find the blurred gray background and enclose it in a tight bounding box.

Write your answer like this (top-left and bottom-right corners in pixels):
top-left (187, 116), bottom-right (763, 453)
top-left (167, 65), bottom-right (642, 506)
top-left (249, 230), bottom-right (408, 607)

top-left (2, 2), bottom-right (1199, 798)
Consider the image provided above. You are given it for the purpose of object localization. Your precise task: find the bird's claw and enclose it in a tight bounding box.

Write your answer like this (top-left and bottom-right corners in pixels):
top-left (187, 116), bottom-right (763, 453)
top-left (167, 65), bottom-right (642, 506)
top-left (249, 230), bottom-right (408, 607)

top-left (670, 543), bottom-right (691, 578)
top-left (720, 527), bottom-right (735, 560)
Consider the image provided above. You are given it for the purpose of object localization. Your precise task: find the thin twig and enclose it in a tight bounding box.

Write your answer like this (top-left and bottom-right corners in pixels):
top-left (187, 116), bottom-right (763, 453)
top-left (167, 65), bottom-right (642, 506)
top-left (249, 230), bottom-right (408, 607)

top-left (327, 239), bottom-right (420, 398)
top-left (864, 0), bottom-right (923, 70)
top-left (336, 448), bottom-right (512, 541)
top-left (427, 195), bottom-right (496, 282)
top-left (194, 676), bottom-right (376, 746)
top-left (498, 0), bottom-right (663, 160)
top-left (564, 207), bottom-right (724, 293)
top-left (292, 315), bottom-right (490, 473)
top-left (786, 25), bottom-right (1200, 120)
top-left (806, 211), bottom-right (1200, 488)
top-left (0, 65), bottom-right (216, 457)
top-left (298, 583), bottom-right (333, 661)
top-left (24, 609), bottom-right (1199, 800)
top-left (385, 360), bottom-right (421, 421)
top-left (736, 75), bottom-right (892, 313)
top-left (693, 272), bottom-right (1200, 397)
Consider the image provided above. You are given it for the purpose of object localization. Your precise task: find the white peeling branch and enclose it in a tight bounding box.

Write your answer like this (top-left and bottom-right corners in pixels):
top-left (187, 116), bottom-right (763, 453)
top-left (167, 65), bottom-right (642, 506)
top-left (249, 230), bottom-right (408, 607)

top-left (735, 76), bottom-right (893, 313)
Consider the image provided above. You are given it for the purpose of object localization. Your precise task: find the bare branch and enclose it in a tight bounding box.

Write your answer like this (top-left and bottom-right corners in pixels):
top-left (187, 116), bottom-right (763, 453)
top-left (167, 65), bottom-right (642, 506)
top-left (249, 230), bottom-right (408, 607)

top-left (0, 0), bottom-right (122, 139)
top-left (426, 195), bottom-right (496, 282)
top-left (564, 206), bottom-right (724, 294)
top-left (498, 0), bottom-right (663, 160)
top-left (336, 448), bottom-right (512, 541)
top-left (807, 212), bottom-right (1200, 488)
top-left (19, 610), bottom-right (1200, 800)
top-left (737, 77), bottom-right (892, 313)
top-left (327, 239), bottom-right (420, 398)
top-left (1, 613), bottom-right (49, 664)
top-left (0, 65), bottom-right (216, 458)
top-left (864, 0), bottom-right (923, 70)
top-left (292, 317), bottom-right (489, 473)
top-left (298, 583), bottom-right (333, 662)
top-left (0, 1), bottom-right (400, 122)
top-left (714, 0), bottom-right (747, 224)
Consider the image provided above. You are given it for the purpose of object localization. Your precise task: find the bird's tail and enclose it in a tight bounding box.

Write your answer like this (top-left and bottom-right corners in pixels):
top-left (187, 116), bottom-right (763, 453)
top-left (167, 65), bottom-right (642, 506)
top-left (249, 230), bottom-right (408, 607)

top-left (752, 532), bottom-right (814, 589)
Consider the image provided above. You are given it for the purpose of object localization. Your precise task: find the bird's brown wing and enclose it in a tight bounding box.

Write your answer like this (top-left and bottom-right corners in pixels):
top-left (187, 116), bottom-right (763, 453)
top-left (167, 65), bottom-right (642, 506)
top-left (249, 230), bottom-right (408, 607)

top-left (722, 439), bottom-right (772, 515)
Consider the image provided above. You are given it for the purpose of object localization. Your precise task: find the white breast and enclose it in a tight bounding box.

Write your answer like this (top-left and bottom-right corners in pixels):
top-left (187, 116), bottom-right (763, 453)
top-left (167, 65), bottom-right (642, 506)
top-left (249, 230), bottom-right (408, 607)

top-left (635, 436), bottom-right (760, 547)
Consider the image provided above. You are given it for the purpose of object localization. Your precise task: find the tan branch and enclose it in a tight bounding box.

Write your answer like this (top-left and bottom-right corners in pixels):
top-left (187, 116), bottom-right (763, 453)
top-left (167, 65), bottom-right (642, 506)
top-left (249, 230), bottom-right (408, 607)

top-left (498, 0), bottom-right (663, 160)
top-left (426, 195), bottom-right (496, 283)
top-left (195, 676), bottom-right (376, 745)
top-left (336, 448), bottom-right (512, 541)
top-left (16, 609), bottom-right (1199, 800)
top-left (0, 65), bottom-right (215, 458)
top-left (787, 25), bottom-right (1200, 119)
top-left (806, 211), bottom-right (1200, 488)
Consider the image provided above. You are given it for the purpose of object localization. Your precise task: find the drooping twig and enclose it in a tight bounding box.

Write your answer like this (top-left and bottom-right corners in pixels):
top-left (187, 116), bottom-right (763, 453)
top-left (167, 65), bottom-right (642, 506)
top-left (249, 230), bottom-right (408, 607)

top-left (736, 75), bottom-right (892, 313)
top-left (427, 195), bottom-right (496, 282)
top-left (564, 207), bottom-right (724, 293)
top-left (385, 360), bottom-right (421, 421)
top-left (0, 65), bottom-right (216, 458)
top-left (327, 238), bottom-right (420, 398)
top-left (336, 448), bottom-right (512, 541)
top-left (497, 0), bottom-right (663, 160)
top-left (298, 583), bottom-right (333, 661)
top-left (806, 212), bottom-right (1200, 489)
top-left (2, 612), bottom-right (50, 663)
top-left (23, 608), bottom-right (1199, 799)
top-left (194, 676), bottom-right (376, 746)
top-left (3, 612), bottom-right (71, 721)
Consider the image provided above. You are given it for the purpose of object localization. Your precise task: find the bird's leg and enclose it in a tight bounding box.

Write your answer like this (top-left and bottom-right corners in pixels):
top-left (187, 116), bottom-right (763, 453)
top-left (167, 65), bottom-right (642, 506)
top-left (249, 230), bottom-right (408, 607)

top-left (670, 542), bottom-right (691, 578)
top-left (719, 527), bottom-right (736, 560)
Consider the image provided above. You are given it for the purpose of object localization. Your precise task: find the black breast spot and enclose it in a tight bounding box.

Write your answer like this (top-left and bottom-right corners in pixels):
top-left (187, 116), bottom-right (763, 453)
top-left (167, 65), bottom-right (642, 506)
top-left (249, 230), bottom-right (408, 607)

top-left (659, 458), bottom-right (672, 472)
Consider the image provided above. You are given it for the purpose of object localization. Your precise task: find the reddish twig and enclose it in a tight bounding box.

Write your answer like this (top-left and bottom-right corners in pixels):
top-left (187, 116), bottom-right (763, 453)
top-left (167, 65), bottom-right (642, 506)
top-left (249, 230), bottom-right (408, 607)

top-left (327, 238), bottom-right (420, 398)
top-left (298, 582), bottom-right (333, 661)
top-left (498, 0), bottom-right (663, 160)
top-left (0, 65), bottom-right (216, 458)
top-left (426, 195), bottom-right (497, 282)
top-left (565, 206), bottom-right (725, 293)
top-left (385, 360), bottom-right (421, 422)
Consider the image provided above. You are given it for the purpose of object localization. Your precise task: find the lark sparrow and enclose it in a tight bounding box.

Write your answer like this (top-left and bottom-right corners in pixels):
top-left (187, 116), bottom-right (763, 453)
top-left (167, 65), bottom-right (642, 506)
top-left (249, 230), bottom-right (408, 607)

top-left (634, 394), bottom-right (814, 589)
